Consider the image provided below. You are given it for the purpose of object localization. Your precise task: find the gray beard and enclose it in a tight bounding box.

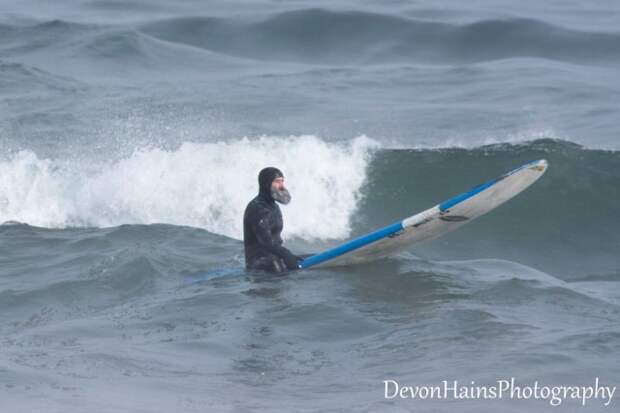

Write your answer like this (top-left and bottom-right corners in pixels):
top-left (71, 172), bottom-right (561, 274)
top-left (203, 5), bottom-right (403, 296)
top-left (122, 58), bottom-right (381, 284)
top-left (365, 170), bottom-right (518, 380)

top-left (271, 187), bottom-right (291, 205)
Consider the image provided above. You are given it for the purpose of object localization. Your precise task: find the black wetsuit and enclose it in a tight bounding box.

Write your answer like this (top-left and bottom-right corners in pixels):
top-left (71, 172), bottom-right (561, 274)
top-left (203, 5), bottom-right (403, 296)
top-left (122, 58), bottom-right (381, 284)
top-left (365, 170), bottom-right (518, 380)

top-left (243, 167), bottom-right (299, 272)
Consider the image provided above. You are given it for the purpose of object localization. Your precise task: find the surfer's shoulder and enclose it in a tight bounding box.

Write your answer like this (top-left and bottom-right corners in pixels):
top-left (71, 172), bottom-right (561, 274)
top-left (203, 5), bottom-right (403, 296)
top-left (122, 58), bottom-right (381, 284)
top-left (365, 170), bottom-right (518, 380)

top-left (246, 195), bottom-right (274, 215)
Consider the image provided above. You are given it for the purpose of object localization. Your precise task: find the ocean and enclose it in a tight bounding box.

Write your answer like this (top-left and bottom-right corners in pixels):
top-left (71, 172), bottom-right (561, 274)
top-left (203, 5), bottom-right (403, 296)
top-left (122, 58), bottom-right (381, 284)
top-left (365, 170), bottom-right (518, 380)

top-left (1, 0), bottom-right (619, 411)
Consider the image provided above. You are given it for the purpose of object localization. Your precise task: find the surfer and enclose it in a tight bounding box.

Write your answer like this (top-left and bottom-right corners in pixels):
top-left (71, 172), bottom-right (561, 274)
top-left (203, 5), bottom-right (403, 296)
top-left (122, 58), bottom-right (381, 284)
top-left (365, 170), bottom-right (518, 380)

top-left (243, 167), bottom-right (302, 273)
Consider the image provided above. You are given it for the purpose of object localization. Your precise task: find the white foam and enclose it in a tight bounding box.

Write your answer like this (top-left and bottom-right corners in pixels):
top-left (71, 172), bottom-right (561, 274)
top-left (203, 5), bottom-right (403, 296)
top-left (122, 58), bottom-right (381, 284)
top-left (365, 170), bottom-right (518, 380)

top-left (0, 135), bottom-right (378, 240)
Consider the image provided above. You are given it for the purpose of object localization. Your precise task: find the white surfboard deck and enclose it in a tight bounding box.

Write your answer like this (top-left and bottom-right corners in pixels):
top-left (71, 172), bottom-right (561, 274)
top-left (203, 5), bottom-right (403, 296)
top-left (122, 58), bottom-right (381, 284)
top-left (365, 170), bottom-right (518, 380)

top-left (299, 159), bottom-right (548, 269)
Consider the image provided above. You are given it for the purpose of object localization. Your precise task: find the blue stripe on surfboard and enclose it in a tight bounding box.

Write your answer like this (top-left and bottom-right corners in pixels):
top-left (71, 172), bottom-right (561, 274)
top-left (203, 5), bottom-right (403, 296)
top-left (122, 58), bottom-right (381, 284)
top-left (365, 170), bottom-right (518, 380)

top-left (299, 221), bottom-right (404, 269)
top-left (439, 177), bottom-right (500, 211)
top-left (438, 159), bottom-right (543, 212)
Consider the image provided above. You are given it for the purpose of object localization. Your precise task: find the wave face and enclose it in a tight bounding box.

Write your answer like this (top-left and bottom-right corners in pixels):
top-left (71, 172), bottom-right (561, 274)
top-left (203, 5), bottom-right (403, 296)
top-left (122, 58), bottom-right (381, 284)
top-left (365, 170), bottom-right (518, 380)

top-left (1, 137), bottom-right (617, 278)
top-left (139, 9), bottom-right (620, 65)
top-left (357, 139), bottom-right (620, 278)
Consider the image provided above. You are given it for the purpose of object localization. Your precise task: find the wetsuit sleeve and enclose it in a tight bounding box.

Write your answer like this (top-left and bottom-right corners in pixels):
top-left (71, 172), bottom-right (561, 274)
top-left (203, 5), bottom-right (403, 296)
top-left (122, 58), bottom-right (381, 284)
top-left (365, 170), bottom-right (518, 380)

top-left (254, 215), bottom-right (294, 260)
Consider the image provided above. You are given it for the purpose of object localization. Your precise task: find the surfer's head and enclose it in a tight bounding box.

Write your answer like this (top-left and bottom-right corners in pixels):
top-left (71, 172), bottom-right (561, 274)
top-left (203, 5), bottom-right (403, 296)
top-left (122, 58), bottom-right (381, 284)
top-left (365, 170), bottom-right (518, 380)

top-left (258, 167), bottom-right (291, 205)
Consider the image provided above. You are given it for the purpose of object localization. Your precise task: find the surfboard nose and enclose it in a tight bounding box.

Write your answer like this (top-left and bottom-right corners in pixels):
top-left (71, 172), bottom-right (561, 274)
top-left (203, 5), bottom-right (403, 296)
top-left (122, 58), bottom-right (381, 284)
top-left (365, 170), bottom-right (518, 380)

top-left (530, 159), bottom-right (548, 172)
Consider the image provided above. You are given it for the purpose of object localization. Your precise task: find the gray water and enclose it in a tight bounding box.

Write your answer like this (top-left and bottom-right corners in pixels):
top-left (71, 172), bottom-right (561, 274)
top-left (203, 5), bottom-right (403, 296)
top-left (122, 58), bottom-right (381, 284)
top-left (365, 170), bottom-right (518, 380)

top-left (1, 0), bottom-right (619, 411)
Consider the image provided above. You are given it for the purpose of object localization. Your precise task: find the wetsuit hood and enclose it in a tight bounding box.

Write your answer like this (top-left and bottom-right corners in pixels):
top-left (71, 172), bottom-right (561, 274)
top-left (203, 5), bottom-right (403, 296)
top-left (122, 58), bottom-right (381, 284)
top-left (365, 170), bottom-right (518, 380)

top-left (258, 167), bottom-right (283, 201)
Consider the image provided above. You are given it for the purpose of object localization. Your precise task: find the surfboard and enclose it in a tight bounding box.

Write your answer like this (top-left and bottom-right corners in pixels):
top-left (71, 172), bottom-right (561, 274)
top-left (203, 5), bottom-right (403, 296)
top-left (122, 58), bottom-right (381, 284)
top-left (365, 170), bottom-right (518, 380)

top-left (299, 159), bottom-right (548, 269)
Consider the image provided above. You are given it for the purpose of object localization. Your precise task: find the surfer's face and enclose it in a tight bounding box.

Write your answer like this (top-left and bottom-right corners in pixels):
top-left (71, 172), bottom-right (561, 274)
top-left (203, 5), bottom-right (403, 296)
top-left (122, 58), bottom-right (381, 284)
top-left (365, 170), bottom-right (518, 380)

top-left (272, 177), bottom-right (285, 191)
top-left (271, 177), bottom-right (291, 205)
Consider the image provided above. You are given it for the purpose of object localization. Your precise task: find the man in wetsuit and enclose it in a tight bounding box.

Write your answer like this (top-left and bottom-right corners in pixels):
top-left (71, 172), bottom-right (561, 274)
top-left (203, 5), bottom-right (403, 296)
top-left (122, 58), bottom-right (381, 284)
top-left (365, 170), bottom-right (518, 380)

top-left (243, 167), bottom-right (302, 272)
